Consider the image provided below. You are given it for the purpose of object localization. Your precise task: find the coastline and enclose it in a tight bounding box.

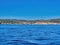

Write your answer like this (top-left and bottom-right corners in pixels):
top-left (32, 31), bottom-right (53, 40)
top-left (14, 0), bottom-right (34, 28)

top-left (0, 19), bottom-right (60, 25)
top-left (1, 23), bottom-right (60, 25)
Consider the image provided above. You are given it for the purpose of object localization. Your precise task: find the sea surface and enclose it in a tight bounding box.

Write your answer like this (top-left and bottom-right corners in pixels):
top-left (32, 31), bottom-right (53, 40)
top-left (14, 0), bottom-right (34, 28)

top-left (0, 24), bottom-right (60, 45)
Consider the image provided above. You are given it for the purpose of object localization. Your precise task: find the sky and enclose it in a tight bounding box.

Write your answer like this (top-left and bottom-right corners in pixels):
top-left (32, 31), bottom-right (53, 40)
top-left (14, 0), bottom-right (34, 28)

top-left (0, 0), bottom-right (60, 20)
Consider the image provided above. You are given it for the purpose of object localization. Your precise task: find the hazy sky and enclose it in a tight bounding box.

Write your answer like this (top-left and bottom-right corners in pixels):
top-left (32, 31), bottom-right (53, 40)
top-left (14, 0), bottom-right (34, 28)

top-left (0, 0), bottom-right (60, 20)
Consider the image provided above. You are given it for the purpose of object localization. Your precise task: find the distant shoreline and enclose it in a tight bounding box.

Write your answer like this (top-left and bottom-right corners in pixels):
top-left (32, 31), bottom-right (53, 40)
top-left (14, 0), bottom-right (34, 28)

top-left (0, 23), bottom-right (60, 25)
top-left (0, 19), bottom-right (60, 24)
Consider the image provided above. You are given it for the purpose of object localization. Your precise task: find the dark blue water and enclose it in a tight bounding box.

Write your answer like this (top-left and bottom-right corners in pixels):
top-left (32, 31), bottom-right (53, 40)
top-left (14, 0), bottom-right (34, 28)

top-left (0, 24), bottom-right (60, 45)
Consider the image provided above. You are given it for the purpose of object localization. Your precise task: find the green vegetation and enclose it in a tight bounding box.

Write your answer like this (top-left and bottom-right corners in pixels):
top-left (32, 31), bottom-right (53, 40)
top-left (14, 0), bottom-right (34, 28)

top-left (0, 19), bottom-right (60, 24)
top-left (49, 19), bottom-right (60, 23)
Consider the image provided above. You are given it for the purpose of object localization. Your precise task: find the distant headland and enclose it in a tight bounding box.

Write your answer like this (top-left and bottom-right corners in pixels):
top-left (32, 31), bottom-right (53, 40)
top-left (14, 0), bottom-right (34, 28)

top-left (0, 19), bottom-right (60, 24)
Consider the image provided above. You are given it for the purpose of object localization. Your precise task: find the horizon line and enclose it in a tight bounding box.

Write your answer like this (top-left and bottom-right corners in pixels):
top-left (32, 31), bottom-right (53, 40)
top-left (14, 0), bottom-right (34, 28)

top-left (0, 18), bottom-right (60, 20)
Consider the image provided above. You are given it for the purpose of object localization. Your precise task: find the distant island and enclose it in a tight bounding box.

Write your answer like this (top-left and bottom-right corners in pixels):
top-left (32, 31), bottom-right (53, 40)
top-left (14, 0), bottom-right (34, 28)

top-left (0, 19), bottom-right (60, 24)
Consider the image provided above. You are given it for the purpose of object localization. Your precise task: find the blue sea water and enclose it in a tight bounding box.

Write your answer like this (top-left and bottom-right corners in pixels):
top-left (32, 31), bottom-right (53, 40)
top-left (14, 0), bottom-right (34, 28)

top-left (0, 24), bottom-right (60, 45)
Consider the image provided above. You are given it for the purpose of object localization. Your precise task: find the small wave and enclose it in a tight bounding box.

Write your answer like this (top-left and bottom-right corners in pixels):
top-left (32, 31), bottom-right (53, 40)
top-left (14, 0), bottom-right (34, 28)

top-left (7, 39), bottom-right (42, 45)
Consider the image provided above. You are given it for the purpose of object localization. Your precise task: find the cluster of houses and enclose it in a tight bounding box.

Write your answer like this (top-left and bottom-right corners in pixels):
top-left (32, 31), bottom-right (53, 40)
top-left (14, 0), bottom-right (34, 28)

top-left (34, 22), bottom-right (59, 24)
